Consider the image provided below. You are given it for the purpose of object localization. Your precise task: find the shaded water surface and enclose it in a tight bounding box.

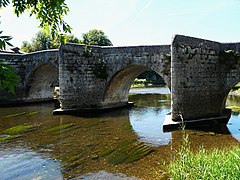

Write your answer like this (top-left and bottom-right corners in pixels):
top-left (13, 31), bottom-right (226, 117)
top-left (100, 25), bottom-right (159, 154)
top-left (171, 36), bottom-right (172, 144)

top-left (0, 87), bottom-right (240, 179)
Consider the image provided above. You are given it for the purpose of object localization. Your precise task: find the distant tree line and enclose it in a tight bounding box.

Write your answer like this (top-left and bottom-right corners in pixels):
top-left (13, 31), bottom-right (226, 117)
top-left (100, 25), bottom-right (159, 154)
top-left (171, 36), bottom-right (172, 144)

top-left (21, 29), bottom-right (113, 53)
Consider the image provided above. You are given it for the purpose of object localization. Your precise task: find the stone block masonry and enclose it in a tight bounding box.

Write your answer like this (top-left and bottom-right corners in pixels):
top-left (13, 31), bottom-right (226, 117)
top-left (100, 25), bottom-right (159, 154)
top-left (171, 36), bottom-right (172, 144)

top-left (0, 50), bottom-right (59, 104)
top-left (58, 43), bottom-right (171, 111)
top-left (171, 35), bottom-right (240, 122)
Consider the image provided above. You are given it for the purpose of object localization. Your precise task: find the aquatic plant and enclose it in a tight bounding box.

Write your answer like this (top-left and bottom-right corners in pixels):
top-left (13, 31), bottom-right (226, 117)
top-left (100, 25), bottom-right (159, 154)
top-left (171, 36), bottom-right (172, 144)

top-left (103, 140), bottom-right (155, 165)
top-left (3, 125), bottom-right (34, 135)
top-left (0, 134), bottom-right (22, 142)
top-left (56, 152), bottom-right (85, 171)
top-left (3, 111), bottom-right (39, 118)
top-left (47, 123), bottom-right (75, 132)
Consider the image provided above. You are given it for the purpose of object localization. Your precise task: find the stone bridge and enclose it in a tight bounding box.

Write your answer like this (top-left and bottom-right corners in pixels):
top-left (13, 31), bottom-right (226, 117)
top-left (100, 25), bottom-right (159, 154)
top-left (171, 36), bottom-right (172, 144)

top-left (1, 35), bottom-right (240, 127)
top-left (57, 44), bottom-right (171, 111)
top-left (0, 50), bottom-right (59, 103)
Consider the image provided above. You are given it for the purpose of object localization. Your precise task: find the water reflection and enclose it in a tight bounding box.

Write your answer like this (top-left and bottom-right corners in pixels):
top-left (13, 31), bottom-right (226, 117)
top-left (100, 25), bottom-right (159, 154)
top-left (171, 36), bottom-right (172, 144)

top-left (0, 147), bottom-right (62, 179)
top-left (0, 87), bottom-right (240, 179)
top-left (128, 89), bottom-right (171, 146)
top-left (129, 107), bottom-right (171, 146)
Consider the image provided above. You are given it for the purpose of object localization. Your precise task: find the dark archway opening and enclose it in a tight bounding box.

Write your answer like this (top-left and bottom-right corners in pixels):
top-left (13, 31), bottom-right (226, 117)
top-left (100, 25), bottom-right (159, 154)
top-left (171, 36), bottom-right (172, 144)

top-left (25, 64), bottom-right (59, 102)
top-left (135, 70), bottom-right (166, 87)
top-left (102, 65), bottom-right (170, 107)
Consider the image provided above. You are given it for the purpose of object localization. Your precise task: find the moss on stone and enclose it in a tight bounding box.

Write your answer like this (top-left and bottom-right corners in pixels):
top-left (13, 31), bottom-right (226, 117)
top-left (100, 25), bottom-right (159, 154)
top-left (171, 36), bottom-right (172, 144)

top-left (93, 59), bottom-right (108, 79)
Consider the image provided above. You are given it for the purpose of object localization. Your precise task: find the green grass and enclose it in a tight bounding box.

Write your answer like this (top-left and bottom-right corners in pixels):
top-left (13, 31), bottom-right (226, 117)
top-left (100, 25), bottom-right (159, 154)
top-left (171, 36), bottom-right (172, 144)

top-left (168, 135), bottom-right (240, 179)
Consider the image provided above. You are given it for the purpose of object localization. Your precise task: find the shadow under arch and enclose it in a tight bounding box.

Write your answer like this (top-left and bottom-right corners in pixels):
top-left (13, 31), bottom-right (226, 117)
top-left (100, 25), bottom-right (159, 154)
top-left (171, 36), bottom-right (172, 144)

top-left (102, 64), bottom-right (169, 107)
top-left (25, 64), bottom-right (59, 101)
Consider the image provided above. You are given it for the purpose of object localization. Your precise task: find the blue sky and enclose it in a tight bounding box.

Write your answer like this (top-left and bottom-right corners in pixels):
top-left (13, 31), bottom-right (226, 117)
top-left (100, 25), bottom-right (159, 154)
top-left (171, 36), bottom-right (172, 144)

top-left (1, 0), bottom-right (240, 47)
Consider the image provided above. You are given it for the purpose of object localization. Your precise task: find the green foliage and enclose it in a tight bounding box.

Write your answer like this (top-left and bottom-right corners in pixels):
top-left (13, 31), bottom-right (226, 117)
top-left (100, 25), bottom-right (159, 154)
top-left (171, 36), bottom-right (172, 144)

top-left (0, 0), bottom-right (71, 37)
top-left (21, 31), bottom-right (80, 52)
top-left (0, 60), bottom-right (20, 93)
top-left (82, 45), bottom-right (92, 58)
top-left (168, 135), bottom-right (240, 179)
top-left (0, 31), bottom-right (13, 50)
top-left (82, 29), bottom-right (113, 46)
top-left (21, 29), bottom-right (113, 52)
top-left (0, 0), bottom-right (72, 92)
top-left (0, 31), bottom-right (20, 93)
top-left (131, 78), bottom-right (153, 88)
top-left (93, 59), bottom-right (108, 79)
top-left (226, 105), bottom-right (240, 113)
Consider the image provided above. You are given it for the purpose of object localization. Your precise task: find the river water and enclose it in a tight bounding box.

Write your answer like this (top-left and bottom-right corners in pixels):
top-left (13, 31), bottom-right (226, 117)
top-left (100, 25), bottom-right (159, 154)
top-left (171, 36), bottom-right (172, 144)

top-left (0, 87), bottom-right (240, 179)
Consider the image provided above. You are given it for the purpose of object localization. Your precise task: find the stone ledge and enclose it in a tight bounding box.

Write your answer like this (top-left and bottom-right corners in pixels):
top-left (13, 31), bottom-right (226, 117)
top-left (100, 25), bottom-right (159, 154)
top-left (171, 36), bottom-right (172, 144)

top-left (163, 110), bottom-right (231, 132)
top-left (53, 102), bottom-right (134, 115)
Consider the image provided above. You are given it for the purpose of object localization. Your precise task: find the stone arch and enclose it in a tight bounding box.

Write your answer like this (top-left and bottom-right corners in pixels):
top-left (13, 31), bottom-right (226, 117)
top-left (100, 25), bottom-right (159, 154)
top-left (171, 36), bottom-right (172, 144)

top-left (222, 79), bottom-right (240, 112)
top-left (102, 64), bottom-right (169, 107)
top-left (25, 64), bottom-right (59, 101)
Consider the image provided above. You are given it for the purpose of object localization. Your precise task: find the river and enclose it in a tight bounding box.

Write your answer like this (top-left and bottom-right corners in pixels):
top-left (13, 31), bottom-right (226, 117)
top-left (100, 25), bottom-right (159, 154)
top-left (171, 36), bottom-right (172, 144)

top-left (0, 87), bottom-right (240, 179)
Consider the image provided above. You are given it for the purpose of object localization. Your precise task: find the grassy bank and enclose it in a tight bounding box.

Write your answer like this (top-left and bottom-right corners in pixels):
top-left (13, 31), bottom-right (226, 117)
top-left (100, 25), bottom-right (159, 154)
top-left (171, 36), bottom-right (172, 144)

top-left (168, 135), bottom-right (240, 179)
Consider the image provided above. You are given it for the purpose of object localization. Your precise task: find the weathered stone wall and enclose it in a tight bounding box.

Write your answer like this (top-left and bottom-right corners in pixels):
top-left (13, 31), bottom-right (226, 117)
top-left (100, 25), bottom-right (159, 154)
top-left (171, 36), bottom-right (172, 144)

top-left (171, 35), bottom-right (240, 121)
top-left (0, 50), bottom-right (59, 104)
top-left (59, 44), bottom-right (171, 110)
top-left (102, 45), bottom-right (171, 107)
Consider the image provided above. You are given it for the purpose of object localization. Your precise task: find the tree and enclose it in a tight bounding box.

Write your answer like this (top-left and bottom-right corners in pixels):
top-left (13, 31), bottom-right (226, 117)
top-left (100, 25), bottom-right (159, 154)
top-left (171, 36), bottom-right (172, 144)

top-left (0, 32), bottom-right (19, 93)
top-left (21, 29), bottom-right (113, 53)
top-left (0, 0), bottom-right (71, 92)
top-left (82, 29), bottom-right (113, 46)
top-left (21, 31), bottom-right (80, 52)
top-left (0, 60), bottom-right (19, 93)
top-left (0, 0), bottom-right (71, 36)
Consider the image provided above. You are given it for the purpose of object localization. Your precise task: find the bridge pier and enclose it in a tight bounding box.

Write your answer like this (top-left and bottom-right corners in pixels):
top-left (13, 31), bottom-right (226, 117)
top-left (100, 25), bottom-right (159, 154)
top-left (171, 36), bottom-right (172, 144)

top-left (164, 35), bottom-right (240, 130)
